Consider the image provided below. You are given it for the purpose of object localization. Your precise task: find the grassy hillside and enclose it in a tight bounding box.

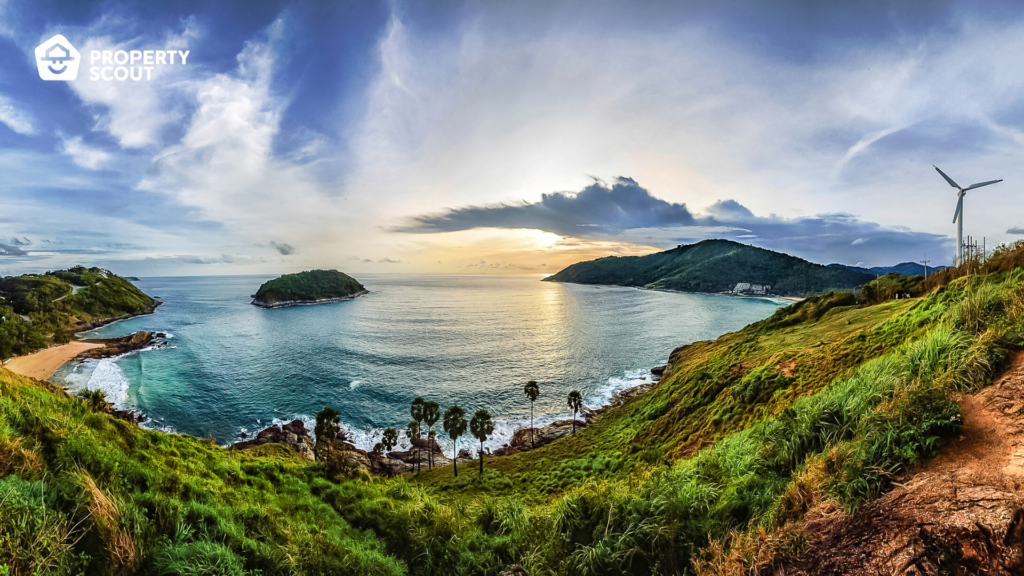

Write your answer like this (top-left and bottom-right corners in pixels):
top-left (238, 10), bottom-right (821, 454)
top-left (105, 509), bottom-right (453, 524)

top-left (2, 244), bottom-right (1023, 575)
top-left (252, 270), bottom-right (366, 307)
top-left (0, 266), bottom-right (157, 361)
top-left (543, 239), bottom-right (873, 296)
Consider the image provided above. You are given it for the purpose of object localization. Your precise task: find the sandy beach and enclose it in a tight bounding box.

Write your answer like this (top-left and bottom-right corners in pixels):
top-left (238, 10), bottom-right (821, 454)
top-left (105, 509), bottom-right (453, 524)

top-left (2, 342), bottom-right (103, 381)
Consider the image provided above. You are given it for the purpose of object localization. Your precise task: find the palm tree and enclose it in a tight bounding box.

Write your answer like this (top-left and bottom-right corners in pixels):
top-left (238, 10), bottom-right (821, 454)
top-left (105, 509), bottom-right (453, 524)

top-left (77, 388), bottom-right (107, 412)
top-left (407, 420), bottom-right (421, 472)
top-left (567, 390), bottom-right (583, 435)
top-left (523, 380), bottom-right (540, 448)
top-left (314, 407), bottom-right (341, 463)
top-left (469, 409), bottom-right (494, 474)
top-left (423, 400), bottom-right (441, 469)
top-left (410, 398), bottom-right (425, 472)
top-left (372, 442), bottom-right (384, 474)
top-left (382, 427), bottom-right (398, 476)
top-left (442, 406), bottom-right (467, 477)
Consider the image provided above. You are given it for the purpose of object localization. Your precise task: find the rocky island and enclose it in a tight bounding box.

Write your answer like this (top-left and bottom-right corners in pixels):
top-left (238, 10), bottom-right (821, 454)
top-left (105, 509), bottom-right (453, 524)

top-left (250, 269), bottom-right (368, 308)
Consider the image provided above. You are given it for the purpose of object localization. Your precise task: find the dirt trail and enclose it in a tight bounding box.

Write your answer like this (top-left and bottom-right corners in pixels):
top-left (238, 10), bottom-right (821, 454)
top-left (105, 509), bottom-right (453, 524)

top-left (780, 351), bottom-right (1024, 575)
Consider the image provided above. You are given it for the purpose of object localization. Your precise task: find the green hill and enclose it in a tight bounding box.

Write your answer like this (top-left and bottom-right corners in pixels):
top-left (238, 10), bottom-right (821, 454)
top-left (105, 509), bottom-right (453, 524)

top-left (252, 269), bottom-right (367, 308)
top-left (2, 244), bottom-right (1024, 574)
top-left (0, 266), bottom-right (158, 360)
top-left (543, 238), bottom-right (874, 296)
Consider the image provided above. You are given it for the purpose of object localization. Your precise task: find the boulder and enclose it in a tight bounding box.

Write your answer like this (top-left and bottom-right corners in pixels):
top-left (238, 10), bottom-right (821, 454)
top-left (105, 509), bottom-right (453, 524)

top-left (504, 419), bottom-right (585, 454)
top-left (230, 419), bottom-right (315, 461)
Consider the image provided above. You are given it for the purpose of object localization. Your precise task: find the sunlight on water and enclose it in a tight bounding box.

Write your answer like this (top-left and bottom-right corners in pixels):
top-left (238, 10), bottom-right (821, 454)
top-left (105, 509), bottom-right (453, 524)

top-left (52, 274), bottom-right (784, 452)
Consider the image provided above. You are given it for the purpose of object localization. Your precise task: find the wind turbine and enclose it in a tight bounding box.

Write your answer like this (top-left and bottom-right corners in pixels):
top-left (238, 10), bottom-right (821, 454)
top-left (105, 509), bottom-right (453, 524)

top-left (933, 165), bottom-right (1002, 266)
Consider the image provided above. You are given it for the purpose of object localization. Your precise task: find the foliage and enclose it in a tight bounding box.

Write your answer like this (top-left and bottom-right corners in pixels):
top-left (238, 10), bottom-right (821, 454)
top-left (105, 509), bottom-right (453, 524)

top-left (252, 270), bottom-right (365, 306)
top-left (0, 267), bottom-right (155, 361)
top-left (443, 406), bottom-right (467, 477)
top-left (2, 256), bottom-right (1024, 575)
top-left (470, 410), bottom-right (495, 474)
top-left (543, 239), bottom-right (874, 296)
top-left (314, 407), bottom-right (341, 462)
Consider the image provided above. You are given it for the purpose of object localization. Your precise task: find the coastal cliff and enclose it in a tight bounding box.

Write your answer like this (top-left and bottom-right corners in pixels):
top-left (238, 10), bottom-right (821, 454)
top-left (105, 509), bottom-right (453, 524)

top-left (251, 269), bottom-right (367, 308)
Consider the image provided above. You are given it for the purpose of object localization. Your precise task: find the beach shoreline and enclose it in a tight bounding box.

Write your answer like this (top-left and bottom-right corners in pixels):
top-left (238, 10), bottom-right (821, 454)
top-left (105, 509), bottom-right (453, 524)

top-left (2, 342), bottom-right (104, 381)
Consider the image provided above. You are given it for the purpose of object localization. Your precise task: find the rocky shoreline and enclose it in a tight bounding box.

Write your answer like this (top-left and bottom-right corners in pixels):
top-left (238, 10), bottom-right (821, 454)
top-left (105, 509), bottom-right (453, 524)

top-left (76, 331), bottom-right (168, 360)
top-left (250, 289), bottom-right (369, 309)
top-left (229, 362), bottom-right (672, 475)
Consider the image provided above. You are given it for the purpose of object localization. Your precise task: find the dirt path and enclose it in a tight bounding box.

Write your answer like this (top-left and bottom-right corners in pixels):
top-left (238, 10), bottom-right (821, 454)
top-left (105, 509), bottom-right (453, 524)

top-left (780, 351), bottom-right (1024, 575)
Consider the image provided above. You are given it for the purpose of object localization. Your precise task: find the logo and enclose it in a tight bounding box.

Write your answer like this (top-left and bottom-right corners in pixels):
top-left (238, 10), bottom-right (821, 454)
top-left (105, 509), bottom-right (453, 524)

top-left (35, 34), bottom-right (81, 81)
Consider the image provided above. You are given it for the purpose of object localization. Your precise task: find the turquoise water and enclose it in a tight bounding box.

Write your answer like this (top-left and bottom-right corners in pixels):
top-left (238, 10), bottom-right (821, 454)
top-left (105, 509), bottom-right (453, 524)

top-left (52, 274), bottom-right (784, 453)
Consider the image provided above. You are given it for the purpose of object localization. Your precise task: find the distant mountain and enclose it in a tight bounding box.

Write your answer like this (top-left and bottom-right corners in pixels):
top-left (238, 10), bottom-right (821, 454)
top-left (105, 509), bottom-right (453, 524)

top-left (543, 239), bottom-right (874, 296)
top-left (827, 262), bottom-right (933, 277)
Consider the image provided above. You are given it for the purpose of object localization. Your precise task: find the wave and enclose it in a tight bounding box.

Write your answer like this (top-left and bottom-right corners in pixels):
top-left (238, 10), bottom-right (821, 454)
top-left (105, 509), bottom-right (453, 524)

top-left (62, 358), bottom-right (132, 409)
top-left (275, 368), bottom-right (657, 456)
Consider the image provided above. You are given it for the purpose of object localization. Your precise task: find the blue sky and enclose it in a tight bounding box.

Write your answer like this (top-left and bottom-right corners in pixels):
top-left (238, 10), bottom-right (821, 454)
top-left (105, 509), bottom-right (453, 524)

top-left (2, 0), bottom-right (1024, 275)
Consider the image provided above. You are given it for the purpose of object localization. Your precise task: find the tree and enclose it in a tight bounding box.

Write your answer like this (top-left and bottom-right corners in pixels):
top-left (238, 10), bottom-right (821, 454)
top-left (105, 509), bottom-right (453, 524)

top-left (469, 409), bottom-right (494, 474)
top-left (422, 400), bottom-right (441, 469)
top-left (567, 391), bottom-right (583, 435)
top-left (523, 380), bottom-right (540, 449)
top-left (314, 407), bottom-right (341, 463)
top-left (407, 420), bottom-right (421, 473)
top-left (443, 406), bottom-right (467, 477)
top-left (410, 397), bottom-right (425, 472)
top-left (77, 388), bottom-right (107, 412)
top-left (372, 443), bottom-right (384, 474)
top-left (381, 428), bottom-right (398, 476)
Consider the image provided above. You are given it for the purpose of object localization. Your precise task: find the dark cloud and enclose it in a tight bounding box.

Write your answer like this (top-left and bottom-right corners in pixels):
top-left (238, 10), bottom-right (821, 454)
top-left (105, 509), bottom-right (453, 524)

top-left (378, 257), bottom-right (403, 264)
top-left (1008, 227), bottom-right (1024, 235)
top-left (0, 243), bottom-right (28, 256)
top-left (394, 177), bottom-right (695, 237)
top-left (7, 237), bottom-right (31, 246)
top-left (269, 241), bottom-right (296, 255)
top-left (396, 177), bottom-right (952, 266)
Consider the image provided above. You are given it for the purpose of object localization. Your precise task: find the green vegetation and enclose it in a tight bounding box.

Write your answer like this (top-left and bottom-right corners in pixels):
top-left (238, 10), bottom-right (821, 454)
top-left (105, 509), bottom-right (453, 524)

top-left (567, 390), bottom-right (583, 434)
top-left (251, 270), bottom-right (365, 307)
top-left (470, 410), bottom-right (495, 474)
top-left (543, 238), bottom-right (873, 296)
top-left (2, 243), bottom-right (1023, 575)
top-left (0, 266), bottom-right (157, 361)
top-left (524, 380), bottom-right (539, 448)
top-left (443, 406), bottom-right (467, 477)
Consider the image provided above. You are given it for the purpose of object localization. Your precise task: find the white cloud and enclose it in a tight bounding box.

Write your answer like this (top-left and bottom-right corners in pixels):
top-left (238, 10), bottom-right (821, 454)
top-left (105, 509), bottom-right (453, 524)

top-left (136, 17), bottom-right (347, 249)
top-left (67, 18), bottom-right (201, 148)
top-left (58, 134), bottom-right (111, 169)
top-left (0, 94), bottom-right (34, 135)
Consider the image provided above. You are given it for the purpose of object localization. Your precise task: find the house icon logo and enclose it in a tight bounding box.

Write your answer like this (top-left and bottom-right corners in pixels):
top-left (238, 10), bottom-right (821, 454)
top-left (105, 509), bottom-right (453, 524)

top-left (34, 34), bottom-right (80, 81)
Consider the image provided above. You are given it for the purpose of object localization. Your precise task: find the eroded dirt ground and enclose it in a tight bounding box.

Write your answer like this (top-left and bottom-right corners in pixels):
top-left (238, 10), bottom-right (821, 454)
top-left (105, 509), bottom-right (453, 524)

top-left (780, 351), bottom-right (1024, 576)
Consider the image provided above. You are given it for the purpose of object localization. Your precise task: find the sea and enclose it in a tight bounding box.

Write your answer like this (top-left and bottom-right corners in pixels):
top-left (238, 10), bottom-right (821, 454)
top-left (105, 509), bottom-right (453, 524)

top-left (50, 274), bottom-right (785, 454)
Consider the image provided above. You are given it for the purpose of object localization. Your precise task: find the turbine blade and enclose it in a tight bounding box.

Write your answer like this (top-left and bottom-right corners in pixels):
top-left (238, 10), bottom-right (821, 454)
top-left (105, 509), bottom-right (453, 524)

top-left (934, 165), bottom-right (960, 189)
top-left (965, 179), bottom-right (1003, 191)
top-left (953, 195), bottom-right (963, 224)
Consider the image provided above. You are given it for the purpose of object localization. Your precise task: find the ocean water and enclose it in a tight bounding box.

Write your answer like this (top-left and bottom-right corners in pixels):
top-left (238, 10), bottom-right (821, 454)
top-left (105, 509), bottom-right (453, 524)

top-left (52, 274), bottom-right (784, 454)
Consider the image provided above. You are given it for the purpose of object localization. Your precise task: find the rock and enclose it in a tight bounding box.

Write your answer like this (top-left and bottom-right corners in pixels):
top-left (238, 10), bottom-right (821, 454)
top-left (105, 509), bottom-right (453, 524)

top-left (230, 419), bottom-right (315, 460)
top-left (499, 566), bottom-right (527, 576)
top-left (651, 364), bottom-right (667, 379)
top-left (458, 448), bottom-right (472, 460)
top-left (503, 419), bottom-right (586, 455)
top-left (76, 331), bottom-right (165, 359)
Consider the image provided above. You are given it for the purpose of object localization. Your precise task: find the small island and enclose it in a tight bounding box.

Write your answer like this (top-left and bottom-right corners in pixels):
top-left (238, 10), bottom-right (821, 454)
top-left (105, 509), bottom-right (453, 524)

top-left (251, 269), bottom-right (368, 308)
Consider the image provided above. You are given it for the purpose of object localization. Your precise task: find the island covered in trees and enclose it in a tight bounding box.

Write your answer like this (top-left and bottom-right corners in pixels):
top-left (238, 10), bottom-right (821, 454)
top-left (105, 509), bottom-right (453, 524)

top-left (250, 269), bottom-right (368, 308)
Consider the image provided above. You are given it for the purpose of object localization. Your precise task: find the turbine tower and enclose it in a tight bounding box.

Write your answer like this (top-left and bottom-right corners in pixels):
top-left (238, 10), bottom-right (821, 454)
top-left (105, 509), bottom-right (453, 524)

top-left (933, 165), bottom-right (1002, 266)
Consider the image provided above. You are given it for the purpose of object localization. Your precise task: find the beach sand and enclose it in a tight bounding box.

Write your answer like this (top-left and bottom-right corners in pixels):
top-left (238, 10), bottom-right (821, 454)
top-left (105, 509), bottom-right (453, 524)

top-left (2, 342), bottom-right (103, 381)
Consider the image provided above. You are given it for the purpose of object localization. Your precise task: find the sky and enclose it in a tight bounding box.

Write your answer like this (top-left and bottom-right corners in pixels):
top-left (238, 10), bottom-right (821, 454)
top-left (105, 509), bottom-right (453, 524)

top-left (2, 0), bottom-right (1024, 276)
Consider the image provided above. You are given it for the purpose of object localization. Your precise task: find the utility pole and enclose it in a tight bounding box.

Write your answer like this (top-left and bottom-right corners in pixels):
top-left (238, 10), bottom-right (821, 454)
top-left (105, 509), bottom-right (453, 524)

top-left (920, 258), bottom-right (930, 277)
